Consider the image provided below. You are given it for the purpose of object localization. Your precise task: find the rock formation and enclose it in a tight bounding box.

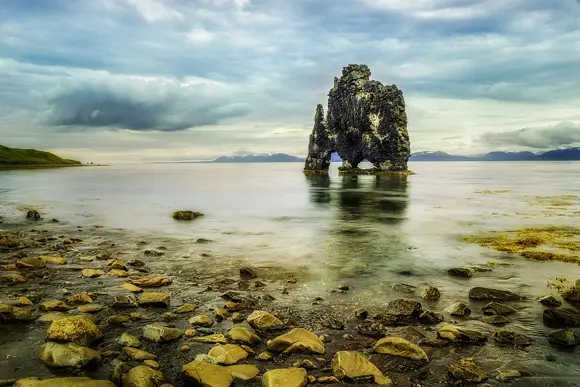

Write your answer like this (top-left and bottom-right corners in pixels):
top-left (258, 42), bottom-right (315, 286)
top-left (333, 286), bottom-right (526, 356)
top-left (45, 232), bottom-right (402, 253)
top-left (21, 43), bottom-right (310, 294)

top-left (304, 64), bottom-right (410, 172)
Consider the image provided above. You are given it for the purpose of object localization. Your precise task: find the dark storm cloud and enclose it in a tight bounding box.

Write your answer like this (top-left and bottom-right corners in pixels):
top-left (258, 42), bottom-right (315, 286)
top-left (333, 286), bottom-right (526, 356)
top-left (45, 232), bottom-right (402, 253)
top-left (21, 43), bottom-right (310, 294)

top-left (478, 122), bottom-right (580, 149)
top-left (43, 75), bottom-right (250, 131)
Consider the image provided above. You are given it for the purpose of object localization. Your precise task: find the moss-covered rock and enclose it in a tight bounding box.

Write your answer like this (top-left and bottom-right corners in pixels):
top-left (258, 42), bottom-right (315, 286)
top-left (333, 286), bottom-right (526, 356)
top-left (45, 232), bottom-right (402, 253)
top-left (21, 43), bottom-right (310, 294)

top-left (46, 316), bottom-right (102, 346)
top-left (172, 210), bottom-right (204, 220)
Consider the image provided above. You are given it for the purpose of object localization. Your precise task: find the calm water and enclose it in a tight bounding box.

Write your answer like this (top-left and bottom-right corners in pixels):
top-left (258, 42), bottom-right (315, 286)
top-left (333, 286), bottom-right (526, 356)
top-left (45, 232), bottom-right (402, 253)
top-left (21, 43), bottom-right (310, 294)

top-left (2, 161), bottom-right (580, 381)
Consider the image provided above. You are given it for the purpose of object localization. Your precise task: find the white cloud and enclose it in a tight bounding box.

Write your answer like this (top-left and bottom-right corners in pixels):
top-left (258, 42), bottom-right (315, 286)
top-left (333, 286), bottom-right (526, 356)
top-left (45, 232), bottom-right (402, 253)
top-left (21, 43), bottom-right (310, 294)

top-left (121, 0), bottom-right (183, 22)
top-left (186, 28), bottom-right (215, 44)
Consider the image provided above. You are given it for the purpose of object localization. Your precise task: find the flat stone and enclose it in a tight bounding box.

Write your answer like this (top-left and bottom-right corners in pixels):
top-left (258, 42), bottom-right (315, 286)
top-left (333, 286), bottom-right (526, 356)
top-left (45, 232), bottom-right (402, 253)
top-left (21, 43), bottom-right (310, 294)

top-left (131, 276), bottom-right (171, 288)
top-left (482, 315), bottom-right (509, 325)
top-left (108, 269), bottom-right (128, 277)
top-left (13, 377), bottom-right (114, 387)
top-left (543, 308), bottom-right (580, 328)
top-left (468, 287), bottom-right (520, 301)
top-left (46, 316), bottom-right (102, 346)
top-left (373, 336), bottom-right (429, 361)
top-left (448, 267), bottom-right (474, 278)
top-left (139, 292), bottom-right (170, 307)
top-left (108, 259), bottom-right (128, 270)
top-left (39, 256), bottom-right (68, 265)
top-left (82, 269), bottom-right (104, 278)
top-left (122, 347), bottom-right (157, 360)
top-left (182, 360), bottom-right (233, 387)
top-left (226, 364), bottom-right (260, 381)
top-left (78, 304), bottom-right (105, 313)
top-left (482, 302), bottom-right (517, 316)
top-left (247, 310), bottom-right (285, 330)
top-left (445, 302), bottom-right (471, 317)
top-left (120, 283), bottom-right (143, 293)
top-left (189, 334), bottom-right (227, 344)
top-left (447, 358), bottom-right (487, 383)
top-left (142, 324), bottom-right (182, 342)
top-left (538, 295), bottom-right (562, 307)
top-left (227, 327), bottom-right (262, 346)
top-left (493, 330), bottom-right (534, 346)
top-left (37, 342), bottom-right (101, 368)
top-left (37, 312), bottom-right (66, 323)
top-left (16, 257), bottom-right (46, 269)
top-left (113, 295), bottom-right (138, 309)
top-left (317, 376), bottom-right (340, 384)
top-left (119, 332), bottom-right (141, 347)
top-left (385, 299), bottom-right (422, 318)
top-left (421, 286), bottom-right (441, 300)
top-left (108, 315), bottom-right (130, 325)
top-left (175, 304), bottom-right (195, 314)
top-left (2, 273), bottom-right (26, 283)
top-left (39, 300), bottom-right (70, 312)
top-left (418, 310), bottom-right (444, 324)
top-left (67, 293), bottom-right (93, 305)
top-left (437, 325), bottom-right (488, 343)
top-left (497, 370), bottom-right (521, 382)
top-left (548, 329), bottom-right (580, 347)
top-left (267, 328), bottom-right (325, 354)
top-left (332, 351), bottom-right (392, 385)
top-left (208, 344), bottom-right (248, 365)
top-left (123, 365), bottom-right (165, 387)
top-left (263, 368), bottom-right (307, 387)
top-left (143, 360), bottom-right (160, 369)
top-left (189, 314), bottom-right (214, 327)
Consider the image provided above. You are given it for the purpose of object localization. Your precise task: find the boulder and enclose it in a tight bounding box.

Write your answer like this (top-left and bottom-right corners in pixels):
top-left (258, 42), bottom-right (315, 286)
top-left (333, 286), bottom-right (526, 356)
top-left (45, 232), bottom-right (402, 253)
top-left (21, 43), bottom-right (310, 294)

top-left (420, 286), bottom-right (441, 300)
top-left (139, 292), bottom-right (170, 307)
top-left (548, 329), bottom-right (580, 347)
top-left (247, 310), bottom-right (285, 330)
top-left (142, 324), bottom-right (182, 342)
top-left (119, 332), bottom-right (141, 347)
top-left (26, 210), bottom-right (41, 220)
top-left (182, 359), bottom-right (233, 387)
top-left (37, 342), bottom-right (101, 369)
top-left (239, 267), bottom-right (257, 279)
top-left (447, 358), bottom-right (487, 383)
top-left (331, 351), bottom-right (392, 385)
top-left (482, 302), bottom-right (517, 316)
top-left (208, 344), bottom-right (248, 365)
top-left (46, 316), bottom-right (101, 346)
top-left (447, 267), bottom-right (474, 278)
top-left (493, 330), bottom-right (534, 347)
top-left (468, 287), bottom-right (520, 301)
top-left (267, 328), bottom-right (325, 354)
top-left (226, 327), bottom-right (262, 346)
top-left (373, 336), bottom-right (429, 361)
top-left (543, 308), bottom-right (580, 328)
top-left (437, 325), bottom-right (487, 343)
top-left (262, 368), bottom-right (307, 387)
top-left (189, 315), bottom-right (214, 327)
top-left (123, 365), bottom-right (165, 387)
top-left (13, 377), bottom-right (114, 387)
top-left (538, 295), bottom-right (562, 307)
top-left (444, 302), bottom-right (471, 317)
top-left (385, 299), bottom-right (422, 318)
top-left (562, 287), bottom-right (580, 304)
top-left (172, 210), bottom-right (204, 220)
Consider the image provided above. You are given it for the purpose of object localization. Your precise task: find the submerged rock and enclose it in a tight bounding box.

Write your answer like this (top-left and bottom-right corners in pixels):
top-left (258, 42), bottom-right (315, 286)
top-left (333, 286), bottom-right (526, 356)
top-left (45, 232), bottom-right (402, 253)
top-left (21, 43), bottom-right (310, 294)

top-left (444, 302), bottom-right (471, 317)
top-left (304, 64), bottom-right (410, 172)
top-left (482, 315), bottom-right (509, 325)
top-left (385, 299), bottom-right (422, 319)
top-left (331, 351), bottom-right (392, 385)
top-left (262, 368), bottom-right (307, 387)
top-left (447, 267), bottom-right (474, 278)
top-left (172, 210), bottom-right (204, 220)
top-left (538, 295), bottom-right (562, 307)
top-left (468, 287), bottom-right (520, 301)
top-left (543, 308), bottom-right (580, 328)
top-left (37, 342), bottom-right (101, 369)
top-left (373, 336), bottom-right (429, 361)
top-left (493, 330), bottom-right (534, 347)
top-left (482, 302), bottom-right (517, 316)
top-left (420, 286), bottom-right (441, 300)
top-left (447, 358), bottom-right (487, 383)
top-left (548, 329), bottom-right (580, 347)
top-left (26, 210), bottom-right (41, 220)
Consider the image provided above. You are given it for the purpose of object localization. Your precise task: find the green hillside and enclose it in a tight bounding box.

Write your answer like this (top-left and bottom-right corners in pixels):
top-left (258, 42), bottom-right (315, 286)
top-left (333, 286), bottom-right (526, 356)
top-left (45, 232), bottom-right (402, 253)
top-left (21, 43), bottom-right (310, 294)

top-left (0, 144), bottom-right (81, 166)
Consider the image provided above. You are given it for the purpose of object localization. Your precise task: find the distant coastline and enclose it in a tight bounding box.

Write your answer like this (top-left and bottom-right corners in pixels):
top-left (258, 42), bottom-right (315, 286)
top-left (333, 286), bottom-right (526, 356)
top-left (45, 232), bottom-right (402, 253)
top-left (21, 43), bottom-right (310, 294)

top-left (0, 144), bottom-right (82, 168)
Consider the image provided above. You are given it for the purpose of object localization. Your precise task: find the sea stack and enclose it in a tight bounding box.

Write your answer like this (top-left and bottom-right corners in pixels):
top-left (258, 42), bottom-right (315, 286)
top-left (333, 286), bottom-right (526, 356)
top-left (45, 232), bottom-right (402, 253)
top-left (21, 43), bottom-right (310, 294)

top-left (304, 64), bottom-right (411, 172)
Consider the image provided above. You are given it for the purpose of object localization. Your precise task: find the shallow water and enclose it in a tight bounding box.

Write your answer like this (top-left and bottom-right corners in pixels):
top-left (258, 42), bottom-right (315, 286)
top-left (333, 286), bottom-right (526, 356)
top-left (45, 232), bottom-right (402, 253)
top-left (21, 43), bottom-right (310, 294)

top-left (2, 161), bottom-right (580, 383)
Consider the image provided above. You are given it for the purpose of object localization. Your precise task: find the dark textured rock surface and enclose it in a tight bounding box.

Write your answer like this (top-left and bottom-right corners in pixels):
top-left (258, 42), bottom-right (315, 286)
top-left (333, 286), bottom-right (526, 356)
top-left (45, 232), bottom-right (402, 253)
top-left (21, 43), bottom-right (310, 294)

top-left (304, 64), bottom-right (410, 172)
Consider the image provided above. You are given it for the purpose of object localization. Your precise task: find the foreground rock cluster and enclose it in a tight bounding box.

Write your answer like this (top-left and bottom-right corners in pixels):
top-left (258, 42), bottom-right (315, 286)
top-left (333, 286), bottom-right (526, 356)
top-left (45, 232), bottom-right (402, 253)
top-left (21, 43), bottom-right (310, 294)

top-left (304, 64), bottom-right (411, 173)
top-left (2, 219), bottom-right (580, 387)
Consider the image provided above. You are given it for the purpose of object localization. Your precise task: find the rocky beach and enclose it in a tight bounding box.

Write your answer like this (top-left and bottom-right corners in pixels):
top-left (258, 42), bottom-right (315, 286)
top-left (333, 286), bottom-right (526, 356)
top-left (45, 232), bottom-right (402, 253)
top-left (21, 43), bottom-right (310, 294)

top-left (2, 199), bottom-right (580, 387)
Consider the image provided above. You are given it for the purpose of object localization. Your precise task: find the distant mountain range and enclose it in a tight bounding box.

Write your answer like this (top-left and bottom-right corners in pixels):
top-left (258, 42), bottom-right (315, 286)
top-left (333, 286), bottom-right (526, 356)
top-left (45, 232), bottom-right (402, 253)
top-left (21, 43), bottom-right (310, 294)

top-left (410, 148), bottom-right (580, 161)
top-left (212, 153), bottom-right (306, 163)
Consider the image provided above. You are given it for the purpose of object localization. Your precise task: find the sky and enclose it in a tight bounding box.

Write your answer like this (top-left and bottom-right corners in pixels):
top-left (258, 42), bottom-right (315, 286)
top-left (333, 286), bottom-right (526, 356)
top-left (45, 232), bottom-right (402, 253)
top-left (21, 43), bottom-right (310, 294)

top-left (1, 0), bottom-right (580, 162)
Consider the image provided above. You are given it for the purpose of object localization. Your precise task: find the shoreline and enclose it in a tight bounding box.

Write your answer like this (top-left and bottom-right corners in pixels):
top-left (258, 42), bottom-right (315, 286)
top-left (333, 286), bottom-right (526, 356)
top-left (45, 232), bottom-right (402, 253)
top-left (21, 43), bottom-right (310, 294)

top-left (2, 215), bottom-right (580, 386)
top-left (0, 164), bottom-right (108, 170)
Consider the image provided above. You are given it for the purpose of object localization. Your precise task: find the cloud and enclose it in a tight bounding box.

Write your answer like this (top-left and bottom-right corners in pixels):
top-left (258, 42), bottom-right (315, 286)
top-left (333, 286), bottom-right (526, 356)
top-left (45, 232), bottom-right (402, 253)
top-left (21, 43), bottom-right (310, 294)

top-left (478, 122), bottom-right (580, 149)
top-left (43, 73), bottom-right (250, 131)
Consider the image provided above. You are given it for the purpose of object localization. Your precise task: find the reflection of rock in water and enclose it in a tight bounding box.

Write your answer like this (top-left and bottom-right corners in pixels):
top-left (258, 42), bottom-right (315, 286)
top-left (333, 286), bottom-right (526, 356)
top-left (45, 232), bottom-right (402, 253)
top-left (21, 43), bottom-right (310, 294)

top-left (304, 173), bottom-right (331, 205)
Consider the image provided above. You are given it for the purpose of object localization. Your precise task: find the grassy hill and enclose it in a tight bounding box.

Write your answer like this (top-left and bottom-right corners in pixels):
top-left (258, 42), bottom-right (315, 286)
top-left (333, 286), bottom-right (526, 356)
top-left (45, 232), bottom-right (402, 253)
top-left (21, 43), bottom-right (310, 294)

top-left (0, 145), bottom-right (81, 166)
